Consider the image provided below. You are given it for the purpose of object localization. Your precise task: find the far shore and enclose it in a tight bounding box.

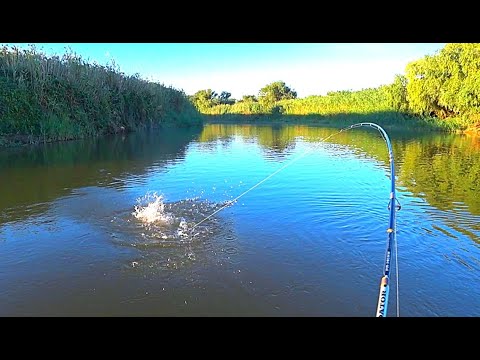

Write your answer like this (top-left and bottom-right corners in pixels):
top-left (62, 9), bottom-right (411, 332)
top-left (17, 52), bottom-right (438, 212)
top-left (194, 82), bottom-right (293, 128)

top-left (203, 114), bottom-right (480, 135)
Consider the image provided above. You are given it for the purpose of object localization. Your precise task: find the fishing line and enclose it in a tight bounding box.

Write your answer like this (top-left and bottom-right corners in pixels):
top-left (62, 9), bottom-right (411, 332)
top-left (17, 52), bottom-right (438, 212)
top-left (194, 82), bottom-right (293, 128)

top-left (190, 126), bottom-right (346, 230)
top-left (188, 122), bottom-right (400, 317)
top-left (394, 206), bottom-right (400, 317)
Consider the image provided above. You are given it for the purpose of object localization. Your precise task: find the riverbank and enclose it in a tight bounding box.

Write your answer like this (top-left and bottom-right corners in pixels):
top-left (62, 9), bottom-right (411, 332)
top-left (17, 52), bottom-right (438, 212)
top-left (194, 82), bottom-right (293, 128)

top-left (202, 112), bottom-right (479, 134)
top-left (0, 122), bottom-right (204, 148)
top-left (0, 46), bottom-right (202, 148)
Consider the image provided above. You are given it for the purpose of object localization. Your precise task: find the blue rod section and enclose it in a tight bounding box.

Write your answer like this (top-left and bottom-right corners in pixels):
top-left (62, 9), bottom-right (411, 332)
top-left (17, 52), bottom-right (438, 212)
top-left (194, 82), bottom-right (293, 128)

top-left (346, 123), bottom-right (397, 317)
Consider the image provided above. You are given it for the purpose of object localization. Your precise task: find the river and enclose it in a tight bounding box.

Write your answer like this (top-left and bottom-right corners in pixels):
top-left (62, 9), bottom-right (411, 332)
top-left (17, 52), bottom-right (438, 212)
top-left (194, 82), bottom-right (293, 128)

top-left (1, 123), bottom-right (479, 316)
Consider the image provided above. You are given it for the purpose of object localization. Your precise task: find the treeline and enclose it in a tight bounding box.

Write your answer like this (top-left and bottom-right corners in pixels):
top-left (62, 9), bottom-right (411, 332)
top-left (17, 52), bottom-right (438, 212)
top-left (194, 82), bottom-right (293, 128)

top-left (190, 81), bottom-right (298, 115)
top-left (0, 45), bottom-right (202, 146)
top-left (191, 82), bottom-right (396, 118)
top-left (191, 43), bottom-right (480, 131)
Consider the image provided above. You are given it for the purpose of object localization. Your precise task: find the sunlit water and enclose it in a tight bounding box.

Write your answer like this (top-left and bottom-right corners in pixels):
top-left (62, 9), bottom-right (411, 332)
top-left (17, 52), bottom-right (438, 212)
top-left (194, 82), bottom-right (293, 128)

top-left (1, 123), bottom-right (479, 316)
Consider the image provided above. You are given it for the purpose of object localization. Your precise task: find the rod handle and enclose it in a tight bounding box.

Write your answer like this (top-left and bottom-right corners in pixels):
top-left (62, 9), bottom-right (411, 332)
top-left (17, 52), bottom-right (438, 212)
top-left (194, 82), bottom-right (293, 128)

top-left (376, 276), bottom-right (389, 317)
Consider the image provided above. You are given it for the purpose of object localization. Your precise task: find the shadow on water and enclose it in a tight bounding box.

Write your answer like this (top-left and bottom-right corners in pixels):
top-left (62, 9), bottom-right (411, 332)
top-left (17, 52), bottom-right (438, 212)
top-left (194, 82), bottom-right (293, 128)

top-left (0, 125), bottom-right (204, 224)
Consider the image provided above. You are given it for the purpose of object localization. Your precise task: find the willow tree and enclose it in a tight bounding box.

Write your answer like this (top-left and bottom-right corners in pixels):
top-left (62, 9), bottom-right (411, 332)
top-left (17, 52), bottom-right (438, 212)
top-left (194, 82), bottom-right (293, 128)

top-left (406, 43), bottom-right (480, 119)
top-left (384, 74), bottom-right (409, 112)
top-left (436, 43), bottom-right (480, 116)
top-left (406, 55), bottom-right (445, 117)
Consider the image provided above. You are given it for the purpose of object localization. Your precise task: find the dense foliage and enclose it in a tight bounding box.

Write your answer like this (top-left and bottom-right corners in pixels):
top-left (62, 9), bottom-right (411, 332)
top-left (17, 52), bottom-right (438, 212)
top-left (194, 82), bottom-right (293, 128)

top-left (279, 88), bottom-right (391, 115)
top-left (405, 43), bottom-right (480, 120)
top-left (194, 44), bottom-right (480, 132)
top-left (0, 45), bottom-right (202, 146)
top-left (258, 81), bottom-right (297, 107)
top-left (189, 89), bottom-right (234, 112)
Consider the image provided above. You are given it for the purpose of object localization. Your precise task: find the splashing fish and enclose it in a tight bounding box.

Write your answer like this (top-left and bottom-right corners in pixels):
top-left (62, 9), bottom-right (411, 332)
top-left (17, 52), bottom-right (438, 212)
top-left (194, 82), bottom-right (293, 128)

top-left (132, 192), bottom-right (174, 225)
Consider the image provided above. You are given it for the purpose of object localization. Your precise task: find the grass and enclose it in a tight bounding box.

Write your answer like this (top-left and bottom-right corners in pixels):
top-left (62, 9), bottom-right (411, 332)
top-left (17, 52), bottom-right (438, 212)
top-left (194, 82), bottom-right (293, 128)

top-left (199, 87), bottom-right (479, 134)
top-left (0, 45), bottom-right (202, 147)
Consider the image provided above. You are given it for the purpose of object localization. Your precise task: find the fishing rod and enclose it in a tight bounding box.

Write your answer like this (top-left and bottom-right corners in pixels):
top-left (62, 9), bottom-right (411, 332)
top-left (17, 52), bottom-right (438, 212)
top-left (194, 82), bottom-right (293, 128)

top-left (346, 122), bottom-right (401, 317)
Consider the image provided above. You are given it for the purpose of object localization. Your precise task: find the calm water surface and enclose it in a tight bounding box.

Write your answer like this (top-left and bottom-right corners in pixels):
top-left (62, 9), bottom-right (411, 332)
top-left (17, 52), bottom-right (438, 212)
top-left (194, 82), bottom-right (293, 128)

top-left (1, 123), bottom-right (479, 316)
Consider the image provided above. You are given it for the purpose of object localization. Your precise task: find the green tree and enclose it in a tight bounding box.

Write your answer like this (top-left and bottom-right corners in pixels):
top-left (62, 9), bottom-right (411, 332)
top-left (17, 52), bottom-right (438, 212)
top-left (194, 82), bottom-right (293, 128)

top-left (384, 74), bottom-right (409, 112)
top-left (436, 43), bottom-right (480, 116)
top-left (405, 43), bottom-right (480, 119)
top-left (190, 89), bottom-right (219, 111)
top-left (258, 81), bottom-right (297, 107)
top-left (218, 91), bottom-right (235, 105)
top-left (406, 55), bottom-right (445, 117)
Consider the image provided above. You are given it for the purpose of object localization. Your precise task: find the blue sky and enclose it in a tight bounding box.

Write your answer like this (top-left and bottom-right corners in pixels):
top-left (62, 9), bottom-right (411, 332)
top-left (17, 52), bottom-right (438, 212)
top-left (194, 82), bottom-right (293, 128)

top-left (3, 43), bottom-right (445, 99)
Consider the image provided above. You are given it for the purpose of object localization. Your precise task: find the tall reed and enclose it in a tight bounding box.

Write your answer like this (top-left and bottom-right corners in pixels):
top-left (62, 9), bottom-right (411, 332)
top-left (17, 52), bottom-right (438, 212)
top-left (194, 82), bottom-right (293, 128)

top-left (0, 45), bottom-right (201, 145)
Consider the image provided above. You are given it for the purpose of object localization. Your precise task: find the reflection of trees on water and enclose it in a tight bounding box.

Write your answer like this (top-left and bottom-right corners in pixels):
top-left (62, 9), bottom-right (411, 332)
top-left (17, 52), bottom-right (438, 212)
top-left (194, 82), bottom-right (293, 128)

top-left (396, 134), bottom-right (480, 243)
top-left (399, 135), bottom-right (480, 215)
top-left (200, 123), bottom-right (480, 222)
top-left (0, 126), bottom-right (203, 224)
top-left (199, 123), bottom-right (302, 160)
top-left (3, 121), bottom-right (479, 242)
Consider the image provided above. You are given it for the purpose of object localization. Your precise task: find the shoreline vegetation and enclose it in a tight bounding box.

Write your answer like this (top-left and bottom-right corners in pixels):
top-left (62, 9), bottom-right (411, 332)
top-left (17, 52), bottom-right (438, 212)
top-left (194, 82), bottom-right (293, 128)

top-left (0, 45), bottom-right (202, 147)
top-left (1, 43), bottom-right (479, 148)
top-left (191, 43), bottom-right (480, 135)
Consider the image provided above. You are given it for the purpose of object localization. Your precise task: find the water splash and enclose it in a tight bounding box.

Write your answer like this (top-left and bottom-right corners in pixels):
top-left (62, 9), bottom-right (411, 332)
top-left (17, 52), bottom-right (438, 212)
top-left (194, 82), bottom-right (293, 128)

top-left (132, 192), bottom-right (174, 225)
top-left (111, 192), bottom-right (239, 271)
top-left (124, 192), bottom-right (233, 248)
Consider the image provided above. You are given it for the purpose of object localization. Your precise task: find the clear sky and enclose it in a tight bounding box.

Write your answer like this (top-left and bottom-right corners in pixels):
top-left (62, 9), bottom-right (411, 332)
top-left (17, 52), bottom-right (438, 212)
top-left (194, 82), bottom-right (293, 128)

top-left (3, 43), bottom-right (445, 99)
